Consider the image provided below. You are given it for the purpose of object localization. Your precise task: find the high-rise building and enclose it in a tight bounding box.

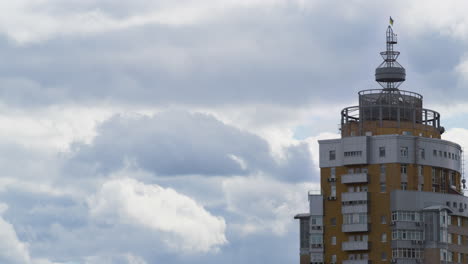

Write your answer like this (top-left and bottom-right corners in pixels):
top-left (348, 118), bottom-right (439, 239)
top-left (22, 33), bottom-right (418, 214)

top-left (295, 24), bottom-right (468, 264)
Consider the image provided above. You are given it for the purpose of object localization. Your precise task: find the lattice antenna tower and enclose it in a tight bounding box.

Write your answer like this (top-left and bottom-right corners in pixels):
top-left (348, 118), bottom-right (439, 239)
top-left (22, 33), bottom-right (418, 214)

top-left (375, 25), bottom-right (406, 91)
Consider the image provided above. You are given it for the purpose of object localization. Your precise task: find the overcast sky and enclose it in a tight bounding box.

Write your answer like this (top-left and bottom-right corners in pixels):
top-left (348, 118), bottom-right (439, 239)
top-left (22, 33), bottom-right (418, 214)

top-left (1, 1), bottom-right (468, 263)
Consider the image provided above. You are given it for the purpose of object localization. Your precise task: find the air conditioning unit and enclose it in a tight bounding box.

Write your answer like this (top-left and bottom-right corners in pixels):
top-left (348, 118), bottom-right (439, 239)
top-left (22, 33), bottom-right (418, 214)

top-left (327, 177), bottom-right (337, 182)
top-left (328, 196), bottom-right (337, 201)
top-left (390, 221), bottom-right (396, 226)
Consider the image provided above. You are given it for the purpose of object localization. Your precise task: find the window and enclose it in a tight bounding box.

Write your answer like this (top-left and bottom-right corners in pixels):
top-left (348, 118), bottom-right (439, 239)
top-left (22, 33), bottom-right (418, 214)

top-left (401, 182), bottom-right (407, 190)
top-left (311, 254), bottom-right (323, 262)
top-left (343, 213), bottom-right (368, 224)
top-left (311, 216), bottom-right (322, 226)
top-left (331, 167), bottom-right (336, 179)
top-left (381, 233), bottom-right (387, 242)
top-left (433, 149), bottom-right (437, 156)
top-left (392, 230), bottom-right (423, 241)
top-left (331, 217), bottom-right (336, 226)
top-left (329, 150), bottom-right (336, 160)
top-left (459, 235), bottom-right (462, 245)
top-left (381, 252), bottom-right (387, 261)
top-left (441, 249), bottom-right (447, 261)
top-left (439, 150), bottom-right (442, 157)
top-left (401, 164), bottom-right (407, 175)
top-left (300, 219), bottom-right (310, 248)
top-left (311, 234), bottom-right (323, 246)
top-left (392, 211), bottom-right (421, 222)
top-left (331, 255), bottom-right (337, 263)
top-left (380, 164), bottom-right (386, 175)
top-left (380, 183), bottom-right (386, 193)
top-left (420, 148), bottom-right (425, 159)
top-left (331, 236), bottom-right (336, 245)
top-left (458, 217), bottom-right (462, 227)
top-left (444, 151), bottom-right (447, 158)
top-left (418, 165), bottom-right (423, 176)
top-left (400, 147), bottom-right (408, 157)
top-left (393, 248), bottom-right (423, 259)
top-left (379, 147), bottom-right (386, 157)
top-left (331, 182), bottom-right (336, 197)
top-left (381, 215), bottom-right (387, 224)
top-left (448, 233), bottom-right (452, 244)
top-left (344, 151), bottom-right (362, 157)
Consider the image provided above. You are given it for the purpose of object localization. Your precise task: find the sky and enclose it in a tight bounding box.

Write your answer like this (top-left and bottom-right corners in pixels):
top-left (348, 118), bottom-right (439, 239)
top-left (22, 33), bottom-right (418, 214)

top-left (2, 1), bottom-right (468, 263)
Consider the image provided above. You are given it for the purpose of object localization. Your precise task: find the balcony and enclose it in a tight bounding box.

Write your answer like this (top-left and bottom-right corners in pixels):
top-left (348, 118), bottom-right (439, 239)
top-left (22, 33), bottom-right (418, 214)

top-left (342, 241), bottom-right (369, 251)
top-left (342, 223), bottom-right (369, 232)
top-left (310, 243), bottom-right (324, 253)
top-left (342, 204), bottom-right (368, 214)
top-left (341, 192), bottom-right (369, 202)
top-left (341, 173), bottom-right (368, 184)
top-left (343, 260), bottom-right (370, 264)
top-left (310, 225), bottom-right (323, 233)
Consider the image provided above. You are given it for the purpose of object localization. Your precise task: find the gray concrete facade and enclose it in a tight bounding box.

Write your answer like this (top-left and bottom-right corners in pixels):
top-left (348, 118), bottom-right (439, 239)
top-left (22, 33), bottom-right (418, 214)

top-left (319, 135), bottom-right (461, 172)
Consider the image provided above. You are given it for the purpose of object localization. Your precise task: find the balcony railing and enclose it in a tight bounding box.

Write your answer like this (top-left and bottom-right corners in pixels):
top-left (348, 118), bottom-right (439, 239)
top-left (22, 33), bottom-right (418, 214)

top-left (342, 241), bottom-right (369, 251)
top-left (342, 204), bottom-right (368, 214)
top-left (343, 260), bottom-right (370, 264)
top-left (341, 173), bottom-right (368, 184)
top-left (341, 191), bottom-right (369, 202)
top-left (342, 223), bottom-right (369, 233)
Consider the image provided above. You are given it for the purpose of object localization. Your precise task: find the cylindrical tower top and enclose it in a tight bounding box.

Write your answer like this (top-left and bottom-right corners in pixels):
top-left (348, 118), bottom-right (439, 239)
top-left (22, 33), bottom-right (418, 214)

top-left (375, 26), bottom-right (406, 89)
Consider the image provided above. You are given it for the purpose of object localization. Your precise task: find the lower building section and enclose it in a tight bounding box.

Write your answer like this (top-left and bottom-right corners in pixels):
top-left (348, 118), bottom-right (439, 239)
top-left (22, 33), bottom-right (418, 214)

top-left (296, 190), bottom-right (468, 264)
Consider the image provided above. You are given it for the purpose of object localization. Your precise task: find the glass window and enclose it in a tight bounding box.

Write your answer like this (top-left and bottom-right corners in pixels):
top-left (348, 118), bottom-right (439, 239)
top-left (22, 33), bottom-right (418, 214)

top-left (380, 164), bottom-right (386, 175)
top-left (401, 164), bottom-right (407, 174)
top-left (401, 182), bottom-right (407, 190)
top-left (381, 233), bottom-right (387, 242)
top-left (433, 149), bottom-right (437, 156)
top-left (379, 147), bottom-right (386, 157)
top-left (329, 150), bottom-right (336, 160)
top-left (380, 183), bottom-right (386, 193)
top-left (381, 252), bottom-right (387, 260)
top-left (331, 217), bottom-right (336, 226)
top-left (331, 167), bottom-right (336, 178)
top-left (401, 147), bottom-right (408, 157)
top-left (331, 182), bottom-right (336, 197)
top-left (420, 148), bottom-right (425, 159)
top-left (381, 215), bottom-right (387, 224)
top-left (331, 236), bottom-right (336, 245)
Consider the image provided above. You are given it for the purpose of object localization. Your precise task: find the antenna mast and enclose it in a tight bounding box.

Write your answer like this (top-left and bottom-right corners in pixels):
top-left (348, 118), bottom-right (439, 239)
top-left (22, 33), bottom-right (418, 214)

top-left (375, 21), bottom-right (406, 91)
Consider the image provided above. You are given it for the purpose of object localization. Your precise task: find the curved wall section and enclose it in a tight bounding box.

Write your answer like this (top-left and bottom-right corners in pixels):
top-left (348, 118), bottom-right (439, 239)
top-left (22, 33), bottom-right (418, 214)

top-left (319, 135), bottom-right (461, 172)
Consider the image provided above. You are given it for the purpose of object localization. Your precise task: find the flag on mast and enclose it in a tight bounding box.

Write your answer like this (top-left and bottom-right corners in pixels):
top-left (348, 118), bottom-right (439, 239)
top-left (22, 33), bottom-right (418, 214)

top-left (390, 16), bottom-right (394, 26)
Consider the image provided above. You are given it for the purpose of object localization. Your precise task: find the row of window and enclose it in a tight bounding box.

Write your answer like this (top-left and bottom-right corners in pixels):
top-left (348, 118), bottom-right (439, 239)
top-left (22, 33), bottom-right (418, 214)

top-left (343, 213), bottom-right (368, 225)
top-left (391, 211), bottom-right (421, 222)
top-left (329, 146), bottom-right (460, 161)
top-left (344, 151), bottom-right (362, 157)
top-left (433, 149), bottom-right (459, 161)
top-left (392, 230), bottom-right (424, 241)
top-left (392, 248), bottom-right (423, 259)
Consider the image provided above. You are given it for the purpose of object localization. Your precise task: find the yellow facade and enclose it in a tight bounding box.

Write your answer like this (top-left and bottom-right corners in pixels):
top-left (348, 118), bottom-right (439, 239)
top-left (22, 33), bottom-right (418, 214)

top-left (320, 123), bottom-right (464, 263)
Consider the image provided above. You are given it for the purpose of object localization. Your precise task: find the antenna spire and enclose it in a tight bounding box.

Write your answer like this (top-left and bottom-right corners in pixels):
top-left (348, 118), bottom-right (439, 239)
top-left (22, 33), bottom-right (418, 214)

top-left (375, 22), bottom-right (406, 90)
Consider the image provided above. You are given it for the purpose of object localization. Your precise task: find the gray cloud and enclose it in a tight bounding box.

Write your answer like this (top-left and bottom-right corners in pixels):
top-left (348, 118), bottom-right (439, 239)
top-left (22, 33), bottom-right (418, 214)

top-left (66, 111), bottom-right (314, 182)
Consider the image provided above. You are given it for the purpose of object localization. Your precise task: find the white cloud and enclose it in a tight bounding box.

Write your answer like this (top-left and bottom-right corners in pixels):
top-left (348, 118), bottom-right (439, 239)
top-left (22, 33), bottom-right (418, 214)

top-left (0, 0), bottom-right (320, 44)
top-left (222, 175), bottom-right (316, 236)
top-left (0, 203), bottom-right (58, 264)
top-left (88, 177), bottom-right (227, 253)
